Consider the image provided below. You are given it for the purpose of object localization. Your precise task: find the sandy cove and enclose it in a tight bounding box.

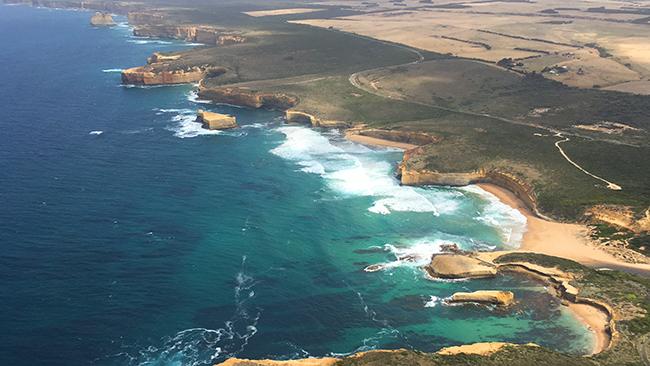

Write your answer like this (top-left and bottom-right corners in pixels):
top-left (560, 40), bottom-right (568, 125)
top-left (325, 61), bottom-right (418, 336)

top-left (340, 135), bottom-right (637, 354)
top-left (475, 183), bottom-right (650, 355)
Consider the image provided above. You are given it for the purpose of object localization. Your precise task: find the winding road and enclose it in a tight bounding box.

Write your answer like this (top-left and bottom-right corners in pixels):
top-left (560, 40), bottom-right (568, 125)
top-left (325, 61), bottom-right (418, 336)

top-left (339, 31), bottom-right (626, 190)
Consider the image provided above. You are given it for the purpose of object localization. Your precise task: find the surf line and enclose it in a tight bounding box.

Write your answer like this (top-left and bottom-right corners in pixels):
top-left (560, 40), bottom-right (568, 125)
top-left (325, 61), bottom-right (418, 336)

top-left (554, 135), bottom-right (622, 190)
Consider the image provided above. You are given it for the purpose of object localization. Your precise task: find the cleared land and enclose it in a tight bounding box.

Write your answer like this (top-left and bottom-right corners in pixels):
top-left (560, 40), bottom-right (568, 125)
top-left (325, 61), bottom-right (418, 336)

top-left (292, 0), bottom-right (650, 88)
top-left (243, 8), bottom-right (326, 17)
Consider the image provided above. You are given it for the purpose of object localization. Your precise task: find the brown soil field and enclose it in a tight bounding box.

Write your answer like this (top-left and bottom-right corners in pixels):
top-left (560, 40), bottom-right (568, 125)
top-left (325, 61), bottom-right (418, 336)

top-left (297, 0), bottom-right (650, 88)
top-left (604, 80), bottom-right (650, 95)
top-left (243, 8), bottom-right (326, 17)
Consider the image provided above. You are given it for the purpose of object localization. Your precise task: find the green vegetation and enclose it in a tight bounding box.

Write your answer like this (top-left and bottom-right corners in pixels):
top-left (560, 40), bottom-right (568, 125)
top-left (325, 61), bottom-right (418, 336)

top-left (355, 60), bottom-right (650, 220)
top-left (585, 43), bottom-right (613, 58)
top-left (125, 0), bottom-right (650, 222)
top-left (629, 234), bottom-right (650, 257)
top-left (334, 347), bottom-right (597, 366)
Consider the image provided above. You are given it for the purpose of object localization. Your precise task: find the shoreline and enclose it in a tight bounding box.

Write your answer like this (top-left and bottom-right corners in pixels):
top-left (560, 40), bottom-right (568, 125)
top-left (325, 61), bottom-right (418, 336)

top-left (475, 183), bottom-right (650, 275)
top-left (344, 132), bottom-right (418, 150)
top-left (474, 183), bottom-right (627, 355)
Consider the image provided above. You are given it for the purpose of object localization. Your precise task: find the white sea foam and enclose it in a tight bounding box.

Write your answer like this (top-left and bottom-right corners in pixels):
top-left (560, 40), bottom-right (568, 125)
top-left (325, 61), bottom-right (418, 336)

top-left (270, 126), bottom-right (442, 214)
top-left (424, 295), bottom-right (439, 308)
top-left (160, 109), bottom-right (249, 138)
top-left (459, 185), bottom-right (528, 248)
top-left (89, 130), bottom-right (103, 135)
top-left (102, 68), bottom-right (124, 73)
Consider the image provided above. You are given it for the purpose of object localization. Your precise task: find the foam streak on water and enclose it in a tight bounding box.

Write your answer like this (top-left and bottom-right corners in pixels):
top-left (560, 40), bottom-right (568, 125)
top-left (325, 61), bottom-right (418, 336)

top-left (113, 258), bottom-right (260, 366)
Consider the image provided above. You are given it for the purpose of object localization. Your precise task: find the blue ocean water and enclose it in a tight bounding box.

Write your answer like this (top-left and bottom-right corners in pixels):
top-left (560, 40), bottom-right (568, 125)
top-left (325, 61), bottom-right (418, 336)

top-left (0, 5), bottom-right (596, 366)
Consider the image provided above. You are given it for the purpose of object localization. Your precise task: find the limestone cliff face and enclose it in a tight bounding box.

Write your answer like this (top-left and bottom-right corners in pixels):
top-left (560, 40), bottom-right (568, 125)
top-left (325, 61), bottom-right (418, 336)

top-left (285, 110), bottom-right (349, 129)
top-left (198, 86), bottom-right (297, 110)
top-left (132, 26), bottom-right (244, 46)
top-left (584, 205), bottom-right (650, 233)
top-left (147, 52), bottom-right (181, 64)
top-left (121, 66), bottom-right (205, 86)
top-left (398, 148), bottom-right (538, 214)
top-left (121, 53), bottom-right (226, 86)
top-left (90, 13), bottom-right (116, 26)
top-left (195, 110), bottom-right (239, 130)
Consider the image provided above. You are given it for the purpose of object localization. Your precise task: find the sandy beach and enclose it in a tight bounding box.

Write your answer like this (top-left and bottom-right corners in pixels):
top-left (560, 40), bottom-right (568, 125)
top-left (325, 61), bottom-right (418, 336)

top-left (345, 132), bottom-right (419, 150)
top-left (475, 183), bottom-right (648, 354)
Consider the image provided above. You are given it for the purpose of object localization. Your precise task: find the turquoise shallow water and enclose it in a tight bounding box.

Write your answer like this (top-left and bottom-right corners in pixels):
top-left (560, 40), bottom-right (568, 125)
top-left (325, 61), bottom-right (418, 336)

top-left (0, 5), bottom-right (596, 366)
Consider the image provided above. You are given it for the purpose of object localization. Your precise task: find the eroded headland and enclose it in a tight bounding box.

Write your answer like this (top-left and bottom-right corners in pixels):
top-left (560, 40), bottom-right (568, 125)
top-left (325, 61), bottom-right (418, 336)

top-left (7, 0), bottom-right (650, 363)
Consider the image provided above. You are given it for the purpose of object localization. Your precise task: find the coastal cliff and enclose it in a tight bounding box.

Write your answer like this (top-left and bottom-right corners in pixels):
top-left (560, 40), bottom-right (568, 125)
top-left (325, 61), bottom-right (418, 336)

top-left (285, 110), bottom-right (349, 129)
top-left (90, 13), bottom-right (115, 26)
top-left (133, 26), bottom-right (244, 46)
top-left (121, 66), bottom-right (205, 86)
top-left (399, 166), bottom-right (539, 215)
top-left (121, 53), bottom-right (226, 86)
top-left (198, 86), bottom-right (298, 110)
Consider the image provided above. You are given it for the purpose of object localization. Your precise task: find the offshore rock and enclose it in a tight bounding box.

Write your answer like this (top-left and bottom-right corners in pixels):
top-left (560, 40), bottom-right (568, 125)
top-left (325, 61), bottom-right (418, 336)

top-left (198, 86), bottom-right (297, 110)
top-left (450, 290), bottom-right (515, 306)
top-left (90, 13), bottom-right (116, 26)
top-left (195, 110), bottom-right (239, 130)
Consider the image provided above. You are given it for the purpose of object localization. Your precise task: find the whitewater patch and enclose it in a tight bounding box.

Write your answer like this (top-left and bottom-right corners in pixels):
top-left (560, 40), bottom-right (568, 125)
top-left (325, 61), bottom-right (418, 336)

top-left (158, 108), bottom-right (256, 139)
top-left (89, 130), bottom-right (103, 135)
top-left (363, 231), bottom-right (498, 273)
top-left (270, 126), bottom-right (442, 214)
top-left (102, 68), bottom-right (124, 73)
top-left (459, 185), bottom-right (528, 248)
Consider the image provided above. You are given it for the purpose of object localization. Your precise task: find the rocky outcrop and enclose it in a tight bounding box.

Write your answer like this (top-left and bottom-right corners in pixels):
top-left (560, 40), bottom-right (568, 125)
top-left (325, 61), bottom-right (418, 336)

top-left (147, 52), bottom-right (181, 64)
top-left (285, 110), bottom-right (349, 129)
top-left (133, 26), bottom-right (244, 46)
top-left (195, 110), bottom-right (239, 130)
top-left (90, 13), bottom-right (116, 26)
top-left (426, 254), bottom-right (497, 279)
top-left (198, 86), bottom-right (298, 110)
top-left (121, 66), bottom-right (205, 86)
top-left (121, 53), bottom-right (226, 86)
top-left (450, 290), bottom-right (515, 306)
top-left (584, 205), bottom-right (650, 233)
